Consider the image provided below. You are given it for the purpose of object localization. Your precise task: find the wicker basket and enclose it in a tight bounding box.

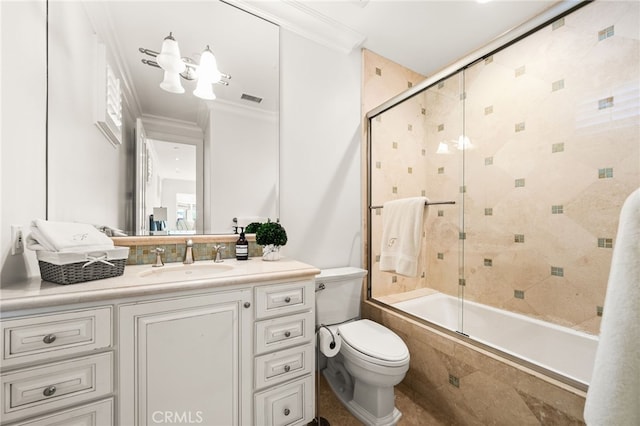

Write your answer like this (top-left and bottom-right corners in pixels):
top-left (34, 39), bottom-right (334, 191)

top-left (37, 247), bottom-right (129, 285)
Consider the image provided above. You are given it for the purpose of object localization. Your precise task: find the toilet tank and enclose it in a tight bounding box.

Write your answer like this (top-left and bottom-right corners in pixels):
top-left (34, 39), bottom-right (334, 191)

top-left (315, 267), bottom-right (368, 326)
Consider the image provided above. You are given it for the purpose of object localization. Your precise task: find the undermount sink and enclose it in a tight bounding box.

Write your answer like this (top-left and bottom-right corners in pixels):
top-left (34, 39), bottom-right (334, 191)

top-left (138, 263), bottom-right (234, 280)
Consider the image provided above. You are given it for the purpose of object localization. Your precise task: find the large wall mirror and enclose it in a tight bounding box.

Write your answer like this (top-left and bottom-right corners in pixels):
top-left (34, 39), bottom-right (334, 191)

top-left (47, 1), bottom-right (279, 236)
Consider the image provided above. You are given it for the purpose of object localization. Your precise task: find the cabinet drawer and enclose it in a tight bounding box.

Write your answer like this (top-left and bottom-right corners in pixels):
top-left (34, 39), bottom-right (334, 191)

top-left (255, 344), bottom-right (314, 390)
top-left (254, 375), bottom-right (314, 426)
top-left (255, 312), bottom-right (314, 355)
top-left (7, 398), bottom-right (113, 426)
top-left (2, 308), bottom-right (112, 368)
top-left (255, 281), bottom-right (314, 319)
top-left (1, 352), bottom-right (112, 423)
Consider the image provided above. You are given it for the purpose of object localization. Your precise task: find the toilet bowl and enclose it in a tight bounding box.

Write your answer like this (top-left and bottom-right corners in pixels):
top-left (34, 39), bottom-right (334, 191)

top-left (323, 319), bottom-right (410, 426)
top-left (316, 268), bottom-right (410, 426)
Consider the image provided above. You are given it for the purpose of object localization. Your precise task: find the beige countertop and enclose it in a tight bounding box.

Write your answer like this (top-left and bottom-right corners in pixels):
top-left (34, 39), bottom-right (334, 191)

top-left (0, 258), bottom-right (320, 312)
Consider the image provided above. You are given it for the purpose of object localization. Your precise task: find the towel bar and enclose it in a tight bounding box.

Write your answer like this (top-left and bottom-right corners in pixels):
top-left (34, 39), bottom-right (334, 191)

top-left (369, 201), bottom-right (456, 209)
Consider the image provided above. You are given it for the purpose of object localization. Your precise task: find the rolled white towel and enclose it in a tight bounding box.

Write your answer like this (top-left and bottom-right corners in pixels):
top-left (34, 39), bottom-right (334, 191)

top-left (27, 219), bottom-right (114, 253)
top-left (584, 188), bottom-right (640, 425)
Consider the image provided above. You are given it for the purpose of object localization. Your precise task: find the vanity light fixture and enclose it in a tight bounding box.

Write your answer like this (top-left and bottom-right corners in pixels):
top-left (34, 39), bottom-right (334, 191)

top-left (139, 32), bottom-right (230, 100)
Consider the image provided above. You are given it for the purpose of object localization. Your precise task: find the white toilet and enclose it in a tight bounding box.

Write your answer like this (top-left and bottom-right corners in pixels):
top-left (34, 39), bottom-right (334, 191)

top-left (316, 267), bottom-right (410, 426)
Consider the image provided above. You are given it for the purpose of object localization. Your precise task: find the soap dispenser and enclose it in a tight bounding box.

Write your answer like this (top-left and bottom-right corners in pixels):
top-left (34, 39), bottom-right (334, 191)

top-left (236, 227), bottom-right (249, 260)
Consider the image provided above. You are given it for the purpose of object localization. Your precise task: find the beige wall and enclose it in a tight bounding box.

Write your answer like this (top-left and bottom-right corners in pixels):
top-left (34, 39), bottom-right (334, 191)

top-left (366, 1), bottom-right (640, 334)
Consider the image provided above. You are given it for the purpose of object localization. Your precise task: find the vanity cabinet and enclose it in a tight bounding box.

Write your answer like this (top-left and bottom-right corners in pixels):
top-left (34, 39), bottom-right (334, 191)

top-left (253, 280), bottom-right (315, 426)
top-left (118, 288), bottom-right (253, 426)
top-left (0, 259), bottom-right (319, 426)
top-left (0, 307), bottom-right (114, 425)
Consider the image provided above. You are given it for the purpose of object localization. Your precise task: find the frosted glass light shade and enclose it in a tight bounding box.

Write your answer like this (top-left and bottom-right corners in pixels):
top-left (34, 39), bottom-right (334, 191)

top-left (193, 79), bottom-right (216, 100)
top-left (160, 71), bottom-right (185, 94)
top-left (198, 47), bottom-right (222, 84)
top-left (156, 34), bottom-right (186, 74)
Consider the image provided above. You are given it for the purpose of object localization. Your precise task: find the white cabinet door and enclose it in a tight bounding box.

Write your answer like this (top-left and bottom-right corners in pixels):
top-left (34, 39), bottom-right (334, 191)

top-left (119, 289), bottom-right (252, 426)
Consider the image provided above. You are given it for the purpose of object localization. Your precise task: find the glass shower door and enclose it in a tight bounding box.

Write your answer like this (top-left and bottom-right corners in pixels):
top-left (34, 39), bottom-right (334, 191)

top-left (369, 71), bottom-right (465, 334)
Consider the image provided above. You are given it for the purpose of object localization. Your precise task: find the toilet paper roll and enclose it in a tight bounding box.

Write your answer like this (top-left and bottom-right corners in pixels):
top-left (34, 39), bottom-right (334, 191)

top-left (318, 327), bottom-right (341, 357)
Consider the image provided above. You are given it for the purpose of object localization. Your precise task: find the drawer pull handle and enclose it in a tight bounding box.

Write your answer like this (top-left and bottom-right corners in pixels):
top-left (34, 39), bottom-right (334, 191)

top-left (43, 334), bottom-right (57, 344)
top-left (284, 296), bottom-right (291, 303)
top-left (43, 386), bottom-right (57, 397)
top-left (284, 364), bottom-right (291, 372)
top-left (284, 408), bottom-right (290, 416)
top-left (284, 331), bottom-right (291, 338)
top-left (244, 302), bottom-right (251, 308)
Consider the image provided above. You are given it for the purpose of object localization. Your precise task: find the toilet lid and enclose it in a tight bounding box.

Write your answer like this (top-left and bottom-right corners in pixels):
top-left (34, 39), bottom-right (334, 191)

top-left (338, 319), bottom-right (409, 362)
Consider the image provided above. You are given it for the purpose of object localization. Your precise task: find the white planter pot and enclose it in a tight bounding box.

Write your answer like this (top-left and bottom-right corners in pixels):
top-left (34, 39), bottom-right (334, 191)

top-left (262, 244), bottom-right (281, 261)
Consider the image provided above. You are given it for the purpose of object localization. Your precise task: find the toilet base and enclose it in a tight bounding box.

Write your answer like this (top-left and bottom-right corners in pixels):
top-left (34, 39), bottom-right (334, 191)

top-left (322, 365), bottom-right (402, 426)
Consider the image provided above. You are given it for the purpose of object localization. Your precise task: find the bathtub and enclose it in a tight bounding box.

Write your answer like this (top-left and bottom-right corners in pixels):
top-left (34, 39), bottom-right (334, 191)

top-left (393, 292), bottom-right (598, 386)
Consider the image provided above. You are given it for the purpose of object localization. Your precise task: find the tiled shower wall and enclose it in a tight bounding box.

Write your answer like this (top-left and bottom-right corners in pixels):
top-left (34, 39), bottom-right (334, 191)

top-left (368, 1), bottom-right (640, 334)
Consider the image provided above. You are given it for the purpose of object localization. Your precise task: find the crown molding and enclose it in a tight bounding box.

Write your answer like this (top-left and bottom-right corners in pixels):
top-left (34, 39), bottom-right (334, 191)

top-left (141, 114), bottom-right (203, 145)
top-left (226, 0), bottom-right (366, 54)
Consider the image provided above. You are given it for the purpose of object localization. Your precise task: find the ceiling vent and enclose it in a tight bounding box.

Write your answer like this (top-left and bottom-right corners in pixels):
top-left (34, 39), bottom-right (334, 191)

top-left (241, 93), bottom-right (263, 103)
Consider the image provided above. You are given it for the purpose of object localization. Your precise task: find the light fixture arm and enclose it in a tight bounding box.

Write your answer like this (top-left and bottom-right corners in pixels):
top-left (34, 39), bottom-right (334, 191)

top-left (139, 47), bottom-right (159, 57)
top-left (141, 58), bottom-right (160, 68)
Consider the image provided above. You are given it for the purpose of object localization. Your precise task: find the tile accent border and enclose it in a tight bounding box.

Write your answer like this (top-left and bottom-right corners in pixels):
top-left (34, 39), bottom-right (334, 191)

top-left (113, 235), bottom-right (262, 265)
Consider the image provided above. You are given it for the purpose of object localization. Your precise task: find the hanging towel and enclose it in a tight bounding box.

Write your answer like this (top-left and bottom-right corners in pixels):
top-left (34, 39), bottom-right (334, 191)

top-left (379, 197), bottom-right (427, 277)
top-left (26, 219), bottom-right (115, 253)
top-left (584, 188), bottom-right (640, 426)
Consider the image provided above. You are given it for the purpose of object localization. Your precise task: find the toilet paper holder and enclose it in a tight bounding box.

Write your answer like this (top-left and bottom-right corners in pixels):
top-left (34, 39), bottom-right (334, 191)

top-left (317, 324), bottom-right (336, 349)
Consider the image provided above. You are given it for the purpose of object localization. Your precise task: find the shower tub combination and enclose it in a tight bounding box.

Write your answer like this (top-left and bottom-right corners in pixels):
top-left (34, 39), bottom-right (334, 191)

top-left (360, 0), bottom-right (634, 421)
top-left (362, 292), bottom-right (596, 424)
top-left (394, 292), bottom-right (598, 387)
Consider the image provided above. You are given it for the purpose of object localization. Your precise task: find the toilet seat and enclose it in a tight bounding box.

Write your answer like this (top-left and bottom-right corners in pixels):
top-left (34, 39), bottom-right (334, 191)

top-left (338, 319), bottom-right (409, 367)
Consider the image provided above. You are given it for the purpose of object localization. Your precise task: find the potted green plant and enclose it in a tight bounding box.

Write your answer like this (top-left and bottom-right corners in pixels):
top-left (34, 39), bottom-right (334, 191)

top-left (244, 222), bottom-right (262, 234)
top-left (255, 220), bottom-right (287, 261)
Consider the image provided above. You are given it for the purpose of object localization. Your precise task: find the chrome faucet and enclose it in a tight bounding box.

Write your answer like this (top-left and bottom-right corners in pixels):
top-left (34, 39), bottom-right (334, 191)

top-left (212, 244), bottom-right (225, 263)
top-left (183, 239), bottom-right (194, 264)
top-left (152, 247), bottom-right (165, 267)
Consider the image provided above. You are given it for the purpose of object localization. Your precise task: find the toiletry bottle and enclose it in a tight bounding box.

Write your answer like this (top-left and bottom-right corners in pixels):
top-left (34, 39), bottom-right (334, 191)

top-left (236, 228), bottom-right (249, 260)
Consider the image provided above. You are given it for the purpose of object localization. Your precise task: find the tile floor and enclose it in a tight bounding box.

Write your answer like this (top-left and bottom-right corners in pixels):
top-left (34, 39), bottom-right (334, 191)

top-left (312, 373), bottom-right (450, 426)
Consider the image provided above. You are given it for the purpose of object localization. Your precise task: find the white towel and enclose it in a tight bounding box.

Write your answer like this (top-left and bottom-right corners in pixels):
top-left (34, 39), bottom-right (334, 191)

top-left (584, 188), bottom-right (640, 426)
top-left (379, 197), bottom-right (427, 277)
top-left (26, 219), bottom-right (115, 253)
